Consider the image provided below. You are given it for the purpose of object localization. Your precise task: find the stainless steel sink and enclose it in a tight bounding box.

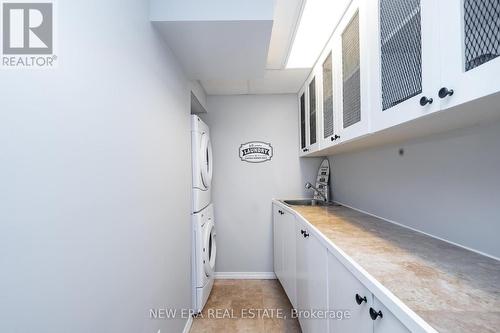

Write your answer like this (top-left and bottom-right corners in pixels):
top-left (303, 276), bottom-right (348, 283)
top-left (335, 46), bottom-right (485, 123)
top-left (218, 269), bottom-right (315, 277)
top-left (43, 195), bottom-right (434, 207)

top-left (283, 199), bottom-right (335, 207)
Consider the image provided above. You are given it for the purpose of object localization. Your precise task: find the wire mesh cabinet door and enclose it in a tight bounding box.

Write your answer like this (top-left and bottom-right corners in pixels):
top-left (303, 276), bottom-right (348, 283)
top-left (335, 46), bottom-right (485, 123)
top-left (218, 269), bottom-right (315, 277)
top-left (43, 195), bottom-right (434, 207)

top-left (439, 0), bottom-right (500, 110)
top-left (336, 0), bottom-right (372, 143)
top-left (298, 85), bottom-right (310, 156)
top-left (318, 48), bottom-right (342, 150)
top-left (368, 0), bottom-right (440, 133)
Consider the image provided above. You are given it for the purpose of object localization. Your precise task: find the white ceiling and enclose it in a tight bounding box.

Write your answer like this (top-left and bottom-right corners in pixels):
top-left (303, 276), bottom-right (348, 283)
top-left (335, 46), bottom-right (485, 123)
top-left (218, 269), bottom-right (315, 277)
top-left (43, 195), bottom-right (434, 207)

top-left (152, 0), bottom-right (310, 95)
top-left (153, 20), bottom-right (273, 80)
top-left (201, 69), bottom-right (309, 95)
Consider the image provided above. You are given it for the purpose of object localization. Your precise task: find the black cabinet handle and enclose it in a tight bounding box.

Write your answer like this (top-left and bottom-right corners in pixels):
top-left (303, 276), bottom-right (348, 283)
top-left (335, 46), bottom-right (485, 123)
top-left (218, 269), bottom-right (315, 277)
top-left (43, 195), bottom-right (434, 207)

top-left (303, 231), bottom-right (309, 238)
top-left (331, 134), bottom-right (341, 141)
top-left (302, 148), bottom-right (309, 152)
top-left (369, 307), bottom-right (383, 320)
top-left (438, 87), bottom-right (454, 99)
top-left (355, 294), bottom-right (367, 305)
top-left (419, 96), bottom-right (433, 106)
top-left (300, 229), bottom-right (306, 235)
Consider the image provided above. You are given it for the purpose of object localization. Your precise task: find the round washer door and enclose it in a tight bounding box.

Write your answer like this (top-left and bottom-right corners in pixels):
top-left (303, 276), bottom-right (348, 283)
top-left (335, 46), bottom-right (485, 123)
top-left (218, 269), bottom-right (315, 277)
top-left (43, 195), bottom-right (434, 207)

top-left (199, 133), bottom-right (213, 190)
top-left (203, 220), bottom-right (216, 277)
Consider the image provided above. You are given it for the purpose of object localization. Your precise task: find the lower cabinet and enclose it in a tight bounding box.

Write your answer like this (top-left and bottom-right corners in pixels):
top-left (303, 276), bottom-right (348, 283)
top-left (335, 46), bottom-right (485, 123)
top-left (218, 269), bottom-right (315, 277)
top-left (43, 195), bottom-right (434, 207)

top-left (328, 251), bottom-right (410, 333)
top-left (272, 205), bottom-right (297, 308)
top-left (328, 251), bottom-right (373, 332)
top-left (274, 203), bottom-right (415, 333)
top-left (296, 219), bottom-right (328, 333)
top-left (372, 297), bottom-right (410, 333)
top-left (273, 205), bottom-right (284, 282)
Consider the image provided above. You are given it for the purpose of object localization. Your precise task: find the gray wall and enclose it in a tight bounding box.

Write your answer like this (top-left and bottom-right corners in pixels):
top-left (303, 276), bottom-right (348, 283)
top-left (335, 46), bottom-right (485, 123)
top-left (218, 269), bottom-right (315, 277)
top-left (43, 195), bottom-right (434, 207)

top-left (0, 0), bottom-right (193, 332)
top-left (203, 95), bottom-right (321, 273)
top-left (329, 120), bottom-right (500, 259)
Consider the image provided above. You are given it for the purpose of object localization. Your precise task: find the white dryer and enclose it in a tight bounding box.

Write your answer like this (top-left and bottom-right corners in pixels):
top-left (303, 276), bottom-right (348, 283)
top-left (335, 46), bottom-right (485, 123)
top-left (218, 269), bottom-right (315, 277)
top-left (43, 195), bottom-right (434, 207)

top-left (192, 204), bottom-right (217, 313)
top-left (191, 115), bottom-right (213, 213)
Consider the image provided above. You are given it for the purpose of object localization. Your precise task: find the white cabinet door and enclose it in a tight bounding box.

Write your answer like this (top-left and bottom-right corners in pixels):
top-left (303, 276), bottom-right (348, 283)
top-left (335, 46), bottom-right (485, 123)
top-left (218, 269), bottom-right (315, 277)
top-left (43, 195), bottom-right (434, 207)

top-left (372, 297), bottom-right (411, 333)
top-left (439, 0), bottom-right (500, 110)
top-left (298, 88), bottom-right (309, 156)
top-left (335, 0), bottom-right (372, 143)
top-left (273, 205), bottom-right (284, 282)
top-left (281, 210), bottom-right (297, 308)
top-left (307, 73), bottom-right (320, 153)
top-left (319, 48), bottom-right (342, 149)
top-left (368, 0), bottom-right (441, 133)
top-left (299, 71), bottom-right (321, 156)
top-left (296, 220), bottom-right (328, 333)
top-left (328, 251), bottom-right (372, 333)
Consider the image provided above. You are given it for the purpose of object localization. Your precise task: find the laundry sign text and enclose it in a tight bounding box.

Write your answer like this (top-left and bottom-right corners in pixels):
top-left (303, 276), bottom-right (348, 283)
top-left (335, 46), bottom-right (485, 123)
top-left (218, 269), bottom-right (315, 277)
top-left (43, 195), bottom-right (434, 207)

top-left (239, 141), bottom-right (273, 163)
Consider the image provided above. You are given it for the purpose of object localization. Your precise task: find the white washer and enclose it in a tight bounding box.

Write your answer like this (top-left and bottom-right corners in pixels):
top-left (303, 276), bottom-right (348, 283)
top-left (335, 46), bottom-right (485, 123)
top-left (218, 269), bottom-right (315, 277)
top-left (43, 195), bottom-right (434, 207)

top-left (192, 204), bottom-right (217, 313)
top-left (191, 115), bottom-right (213, 213)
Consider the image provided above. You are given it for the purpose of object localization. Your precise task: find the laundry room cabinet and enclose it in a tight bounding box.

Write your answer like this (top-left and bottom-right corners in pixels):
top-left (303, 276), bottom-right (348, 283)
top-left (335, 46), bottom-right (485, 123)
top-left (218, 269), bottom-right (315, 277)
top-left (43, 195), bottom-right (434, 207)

top-left (318, 49), bottom-right (340, 149)
top-left (328, 251), bottom-right (373, 332)
top-left (300, 0), bottom-right (373, 154)
top-left (299, 71), bottom-right (321, 156)
top-left (438, 0), bottom-right (500, 110)
top-left (335, 0), bottom-right (372, 143)
top-left (273, 200), bottom-right (432, 332)
top-left (273, 205), bottom-right (284, 281)
top-left (367, 0), bottom-right (441, 133)
top-left (328, 251), bottom-right (410, 333)
top-left (272, 205), bottom-right (297, 308)
top-left (295, 219), bottom-right (328, 333)
top-left (297, 0), bottom-right (500, 156)
top-left (368, 0), bottom-right (500, 132)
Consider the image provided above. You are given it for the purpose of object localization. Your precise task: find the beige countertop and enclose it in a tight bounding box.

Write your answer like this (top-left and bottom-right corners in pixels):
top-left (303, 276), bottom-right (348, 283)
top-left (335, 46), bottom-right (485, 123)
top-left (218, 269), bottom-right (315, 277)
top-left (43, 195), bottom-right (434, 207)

top-left (287, 203), bottom-right (500, 333)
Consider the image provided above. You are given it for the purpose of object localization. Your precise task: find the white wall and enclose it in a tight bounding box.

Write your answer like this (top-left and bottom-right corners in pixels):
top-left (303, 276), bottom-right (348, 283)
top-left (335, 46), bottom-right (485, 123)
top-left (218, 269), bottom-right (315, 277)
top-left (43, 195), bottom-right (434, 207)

top-left (203, 95), bottom-right (322, 273)
top-left (329, 120), bottom-right (500, 259)
top-left (0, 0), bottom-right (192, 332)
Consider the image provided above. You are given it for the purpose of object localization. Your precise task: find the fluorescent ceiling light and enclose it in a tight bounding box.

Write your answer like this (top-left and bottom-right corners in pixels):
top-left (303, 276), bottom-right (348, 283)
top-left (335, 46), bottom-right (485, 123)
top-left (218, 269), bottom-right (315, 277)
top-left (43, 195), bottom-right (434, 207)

top-left (286, 0), bottom-right (349, 69)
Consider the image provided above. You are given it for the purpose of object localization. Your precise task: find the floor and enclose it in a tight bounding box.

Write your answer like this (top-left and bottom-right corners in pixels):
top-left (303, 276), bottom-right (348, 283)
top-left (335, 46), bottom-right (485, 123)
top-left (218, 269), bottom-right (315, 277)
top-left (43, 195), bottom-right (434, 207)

top-left (190, 279), bottom-right (301, 333)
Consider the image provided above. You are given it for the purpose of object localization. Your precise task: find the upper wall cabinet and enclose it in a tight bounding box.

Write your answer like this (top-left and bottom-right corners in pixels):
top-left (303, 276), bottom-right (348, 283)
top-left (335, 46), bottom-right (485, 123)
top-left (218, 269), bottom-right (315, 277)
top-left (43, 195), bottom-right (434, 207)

top-left (368, 0), bottom-right (440, 132)
top-left (317, 0), bottom-right (371, 151)
top-left (299, 89), bottom-right (307, 153)
top-left (297, 0), bottom-right (500, 156)
top-left (337, 0), bottom-right (371, 142)
top-left (299, 72), bottom-right (320, 156)
top-left (439, 0), bottom-right (500, 110)
top-left (319, 51), bottom-right (339, 148)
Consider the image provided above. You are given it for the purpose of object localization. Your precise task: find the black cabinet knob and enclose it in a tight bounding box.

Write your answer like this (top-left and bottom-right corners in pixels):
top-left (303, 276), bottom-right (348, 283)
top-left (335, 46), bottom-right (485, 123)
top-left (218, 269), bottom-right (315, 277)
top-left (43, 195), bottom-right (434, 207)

top-left (303, 231), bottom-right (309, 238)
top-left (331, 135), bottom-right (341, 141)
top-left (302, 148), bottom-right (309, 152)
top-left (419, 96), bottom-right (433, 106)
top-left (369, 307), bottom-right (383, 320)
top-left (438, 87), bottom-right (454, 99)
top-left (300, 229), bottom-right (306, 235)
top-left (355, 294), bottom-right (367, 305)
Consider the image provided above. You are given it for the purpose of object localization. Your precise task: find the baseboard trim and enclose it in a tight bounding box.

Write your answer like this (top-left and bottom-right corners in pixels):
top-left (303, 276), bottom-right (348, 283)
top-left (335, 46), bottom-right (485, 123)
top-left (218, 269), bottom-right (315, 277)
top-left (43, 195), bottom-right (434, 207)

top-left (214, 272), bottom-right (276, 279)
top-left (335, 200), bottom-right (500, 262)
top-left (182, 316), bottom-right (193, 333)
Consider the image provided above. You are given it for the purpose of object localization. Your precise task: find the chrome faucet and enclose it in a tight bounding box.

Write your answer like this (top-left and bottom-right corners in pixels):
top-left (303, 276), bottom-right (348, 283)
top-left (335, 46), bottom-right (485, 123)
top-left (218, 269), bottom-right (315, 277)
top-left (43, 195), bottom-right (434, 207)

top-left (305, 182), bottom-right (328, 202)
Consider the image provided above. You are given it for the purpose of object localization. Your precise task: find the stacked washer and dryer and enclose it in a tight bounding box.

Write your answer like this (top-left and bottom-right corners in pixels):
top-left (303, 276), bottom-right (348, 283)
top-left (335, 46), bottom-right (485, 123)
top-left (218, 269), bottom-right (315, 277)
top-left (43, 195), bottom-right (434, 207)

top-left (191, 115), bottom-right (217, 314)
